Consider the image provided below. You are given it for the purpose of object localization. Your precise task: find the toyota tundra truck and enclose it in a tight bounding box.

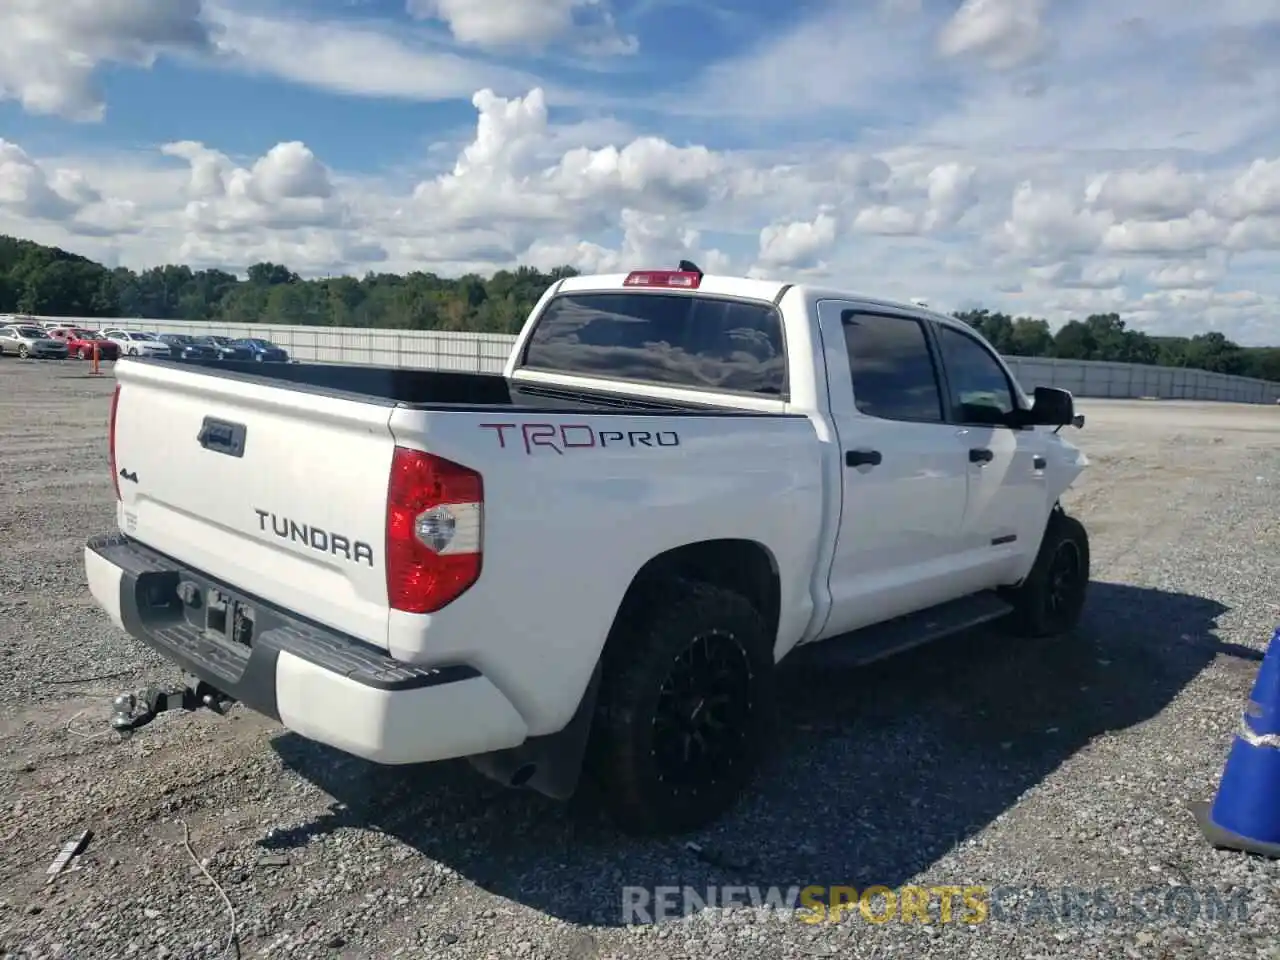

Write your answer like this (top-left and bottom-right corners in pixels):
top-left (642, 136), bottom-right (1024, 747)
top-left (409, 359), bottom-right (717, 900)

top-left (84, 263), bottom-right (1089, 835)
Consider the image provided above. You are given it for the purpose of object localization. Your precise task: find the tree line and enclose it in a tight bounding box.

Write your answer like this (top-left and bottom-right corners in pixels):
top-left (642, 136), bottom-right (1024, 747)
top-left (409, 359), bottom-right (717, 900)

top-left (951, 309), bottom-right (1279, 381)
top-left (2, 233), bottom-right (1277, 382)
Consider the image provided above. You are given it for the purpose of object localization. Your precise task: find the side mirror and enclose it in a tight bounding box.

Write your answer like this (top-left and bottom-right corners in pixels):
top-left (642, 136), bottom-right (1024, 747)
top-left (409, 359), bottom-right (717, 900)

top-left (1024, 386), bottom-right (1076, 427)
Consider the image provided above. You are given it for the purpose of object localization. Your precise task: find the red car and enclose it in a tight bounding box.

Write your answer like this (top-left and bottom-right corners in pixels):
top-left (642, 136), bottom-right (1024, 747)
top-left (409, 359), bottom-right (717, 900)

top-left (49, 327), bottom-right (121, 361)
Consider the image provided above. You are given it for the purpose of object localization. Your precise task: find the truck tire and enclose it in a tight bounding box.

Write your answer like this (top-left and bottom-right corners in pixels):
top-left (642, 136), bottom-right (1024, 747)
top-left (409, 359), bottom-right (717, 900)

top-left (1000, 508), bottom-right (1090, 638)
top-left (588, 578), bottom-right (776, 836)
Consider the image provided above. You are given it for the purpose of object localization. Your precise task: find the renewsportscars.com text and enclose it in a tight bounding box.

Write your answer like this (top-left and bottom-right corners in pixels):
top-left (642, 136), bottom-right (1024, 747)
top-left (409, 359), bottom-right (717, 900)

top-left (621, 884), bottom-right (1252, 926)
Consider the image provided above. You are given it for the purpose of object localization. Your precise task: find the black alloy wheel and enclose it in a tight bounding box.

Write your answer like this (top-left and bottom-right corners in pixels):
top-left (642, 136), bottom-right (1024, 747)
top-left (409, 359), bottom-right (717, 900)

top-left (588, 579), bottom-right (776, 835)
top-left (1000, 509), bottom-right (1090, 637)
top-left (651, 629), bottom-right (756, 793)
top-left (1044, 539), bottom-right (1086, 629)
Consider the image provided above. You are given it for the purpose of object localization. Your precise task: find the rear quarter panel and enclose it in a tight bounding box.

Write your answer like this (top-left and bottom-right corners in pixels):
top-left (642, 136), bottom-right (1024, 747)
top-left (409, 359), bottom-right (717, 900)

top-left (386, 407), bottom-right (826, 736)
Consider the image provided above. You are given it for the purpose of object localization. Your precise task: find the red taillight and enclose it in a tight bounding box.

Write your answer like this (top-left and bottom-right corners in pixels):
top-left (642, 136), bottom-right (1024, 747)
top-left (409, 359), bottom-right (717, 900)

top-left (623, 270), bottom-right (702, 289)
top-left (386, 447), bottom-right (483, 614)
top-left (108, 384), bottom-right (121, 501)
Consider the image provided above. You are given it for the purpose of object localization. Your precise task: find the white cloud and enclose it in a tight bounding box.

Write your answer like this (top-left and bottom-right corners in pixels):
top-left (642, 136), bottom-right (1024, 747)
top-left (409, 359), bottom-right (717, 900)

top-left (0, 140), bottom-right (135, 236)
top-left (206, 6), bottom-right (547, 104)
top-left (1225, 216), bottom-right (1280, 251)
top-left (409, 88), bottom-right (731, 242)
top-left (1126, 287), bottom-right (1280, 343)
top-left (1085, 163), bottom-right (1206, 221)
top-left (6, 86), bottom-right (1280, 343)
top-left (1028, 261), bottom-right (1127, 290)
top-left (175, 227), bottom-right (387, 275)
top-left (160, 140), bottom-right (347, 233)
top-left (2, 2), bottom-right (1280, 345)
top-left (405, 0), bottom-right (635, 54)
top-left (0, 0), bottom-right (214, 121)
top-left (1102, 211), bottom-right (1225, 256)
top-left (908, 1), bottom-right (1280, 157)
top-left (1217, 158), bottom-right (1280, 220)
top-left (924, 163), bottom-right (978, 230)
top-left (526, 209), bottom-right (730, 276)
top-left (0, 142), bottom-right (83, 220)
top-left (937, 0), bottom-right (1049, 70)
top-left (684, 2), bottom-right (933, 120)
top-left (854, 206), bottom-right (920, 236)
top-left (1039, 287), bottom-right (1130, 317)
top-left (1148, 262), bottom-right (1224, 289)
top-left (0, 2), bottom-right (580, 121)
top-left (756, 211), bottom-right (838, 270)
top-left (997, 182), bottom-right (1112, 259)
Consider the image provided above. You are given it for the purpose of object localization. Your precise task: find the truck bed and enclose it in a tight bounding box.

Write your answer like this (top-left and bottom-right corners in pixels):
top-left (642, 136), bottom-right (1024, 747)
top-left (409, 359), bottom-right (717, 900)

top-left (169, 358), bottom-right (762, 414)
top-left (105, 356), bottom-right (821, 664)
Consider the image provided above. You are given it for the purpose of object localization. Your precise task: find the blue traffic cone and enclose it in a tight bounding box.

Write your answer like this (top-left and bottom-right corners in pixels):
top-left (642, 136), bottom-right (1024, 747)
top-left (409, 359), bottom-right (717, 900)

top-left (1191, 626), bottom-right (1280, 859)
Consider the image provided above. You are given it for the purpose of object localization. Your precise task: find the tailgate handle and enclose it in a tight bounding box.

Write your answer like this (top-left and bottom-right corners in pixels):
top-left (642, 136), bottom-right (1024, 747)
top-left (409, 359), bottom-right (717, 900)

top-left (197, 417), bottom-right (247, 458)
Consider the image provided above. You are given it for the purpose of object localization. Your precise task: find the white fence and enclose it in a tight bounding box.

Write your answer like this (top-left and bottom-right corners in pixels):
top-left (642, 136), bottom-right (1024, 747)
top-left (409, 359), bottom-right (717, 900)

top-left (1001, 356), bottom-right (1280, 404)
top-left (27, 315), bottom-right (1280, 404)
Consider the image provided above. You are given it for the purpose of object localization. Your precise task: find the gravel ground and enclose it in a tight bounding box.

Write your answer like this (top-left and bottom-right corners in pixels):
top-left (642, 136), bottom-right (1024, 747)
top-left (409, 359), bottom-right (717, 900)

top-left (1, 359), bottom-right (1278, 960)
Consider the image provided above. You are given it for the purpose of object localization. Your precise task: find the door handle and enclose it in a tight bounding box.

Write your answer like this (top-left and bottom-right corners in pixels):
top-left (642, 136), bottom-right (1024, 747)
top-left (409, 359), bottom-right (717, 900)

top-left (846, 449), bottom-right (882, 468)
top-left (197, 416), bottom-right (248, 458)
top-left (969, 447), bottom-right (993, 463)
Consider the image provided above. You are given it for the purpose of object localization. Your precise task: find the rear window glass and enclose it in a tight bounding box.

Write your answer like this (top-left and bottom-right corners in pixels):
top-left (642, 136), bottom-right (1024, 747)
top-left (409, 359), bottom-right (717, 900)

top-left (520, 293), bottom-right (787, 396)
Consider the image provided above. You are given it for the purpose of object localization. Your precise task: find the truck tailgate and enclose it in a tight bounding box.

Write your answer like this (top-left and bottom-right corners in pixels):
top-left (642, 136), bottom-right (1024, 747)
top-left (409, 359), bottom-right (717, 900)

top-left (111, 361), bottom-right (396, 648)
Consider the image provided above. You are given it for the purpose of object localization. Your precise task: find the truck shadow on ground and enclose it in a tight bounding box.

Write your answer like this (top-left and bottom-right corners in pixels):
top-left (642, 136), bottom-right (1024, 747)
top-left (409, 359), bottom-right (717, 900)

top-left (269, 581), bottom-right (1249, 927)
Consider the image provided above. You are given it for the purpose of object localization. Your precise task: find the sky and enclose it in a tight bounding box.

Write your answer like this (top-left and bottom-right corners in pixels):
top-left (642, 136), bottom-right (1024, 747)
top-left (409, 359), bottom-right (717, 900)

top-left (1, 1), bottom-right (1279, 344)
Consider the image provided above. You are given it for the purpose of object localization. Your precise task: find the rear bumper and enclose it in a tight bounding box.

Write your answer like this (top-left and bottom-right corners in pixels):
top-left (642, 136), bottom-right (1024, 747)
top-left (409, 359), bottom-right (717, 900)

top-left (84, 533), bottom-right (527, 764)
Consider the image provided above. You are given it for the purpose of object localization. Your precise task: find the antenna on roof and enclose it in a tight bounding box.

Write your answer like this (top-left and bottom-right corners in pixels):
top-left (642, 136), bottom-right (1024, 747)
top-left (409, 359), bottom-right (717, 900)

top-left (677, 259), bottom-right (703, 276)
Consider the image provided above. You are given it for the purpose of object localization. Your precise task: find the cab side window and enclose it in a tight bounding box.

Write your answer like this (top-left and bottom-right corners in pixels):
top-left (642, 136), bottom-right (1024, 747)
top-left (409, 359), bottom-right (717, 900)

top-left (934, 324), bottom-right (1018, 426)
top-left (841, 311), bottom-right (945, 422)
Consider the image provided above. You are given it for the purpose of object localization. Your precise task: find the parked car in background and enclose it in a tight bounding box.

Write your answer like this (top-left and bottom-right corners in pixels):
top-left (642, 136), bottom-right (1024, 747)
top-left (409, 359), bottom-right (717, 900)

top-left (102, 329), bottom-right (172, 358)
top-left (0, 315), bottom-right (51, 330)
top-left (157, 333), bottom-right (219, 361)
top-left (48, 327), bottom-right (121, 361)
top-left (0, 323), bottom-right (70, 359)
top-left (232, 337), bottom-right (290, 362)
top-left (192, 335), bottom-right (253, 361)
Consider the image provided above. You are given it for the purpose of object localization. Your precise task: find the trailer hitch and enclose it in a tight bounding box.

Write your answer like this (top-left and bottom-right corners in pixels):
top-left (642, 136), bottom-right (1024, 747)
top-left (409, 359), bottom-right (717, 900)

top-left (109, 678), bottom-right (234, 736)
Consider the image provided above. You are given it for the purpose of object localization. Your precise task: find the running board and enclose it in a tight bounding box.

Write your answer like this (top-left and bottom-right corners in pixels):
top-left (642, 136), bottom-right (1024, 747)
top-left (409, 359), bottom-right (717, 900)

top-left (786, 591), bottom-right (1014, 669)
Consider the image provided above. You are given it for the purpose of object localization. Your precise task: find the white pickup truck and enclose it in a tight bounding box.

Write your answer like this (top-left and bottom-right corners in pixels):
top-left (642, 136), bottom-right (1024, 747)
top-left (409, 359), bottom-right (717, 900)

top-left (85, 264), bottom-right (1089, 835)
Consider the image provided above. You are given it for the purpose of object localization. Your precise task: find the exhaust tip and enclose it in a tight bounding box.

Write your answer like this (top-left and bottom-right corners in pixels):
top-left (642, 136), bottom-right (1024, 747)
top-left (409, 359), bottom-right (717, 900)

top-left (509, 763), bottom-right (537, 787)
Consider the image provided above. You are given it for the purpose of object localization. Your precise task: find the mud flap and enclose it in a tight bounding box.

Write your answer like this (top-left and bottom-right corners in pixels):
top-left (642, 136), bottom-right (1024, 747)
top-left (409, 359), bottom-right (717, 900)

top-left (467, 662), bottom-right (602, 800)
